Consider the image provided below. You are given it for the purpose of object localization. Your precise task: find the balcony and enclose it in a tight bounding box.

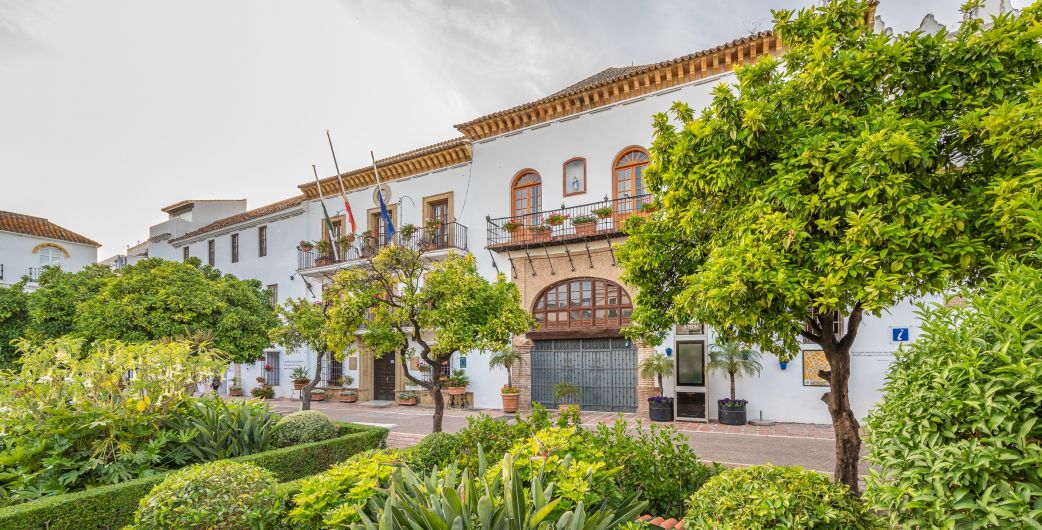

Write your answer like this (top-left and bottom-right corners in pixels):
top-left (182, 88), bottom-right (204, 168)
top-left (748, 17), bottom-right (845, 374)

top-left (27, 267), bottom-right (42, 283)
top-left (297, 221), bottom-right (469, 272)
top-left (486, 194), bottom-right (652, 251)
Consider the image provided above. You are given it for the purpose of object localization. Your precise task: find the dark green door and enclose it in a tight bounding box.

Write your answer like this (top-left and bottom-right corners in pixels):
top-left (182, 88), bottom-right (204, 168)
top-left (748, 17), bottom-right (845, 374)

top-left (531, 337), bottom-right (637, 412)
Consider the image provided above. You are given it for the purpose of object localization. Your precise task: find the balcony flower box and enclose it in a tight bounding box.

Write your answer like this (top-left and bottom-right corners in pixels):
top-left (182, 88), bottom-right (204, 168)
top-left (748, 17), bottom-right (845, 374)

top-left (397, 391), bottom-right (418, 406)
top-left (570, 215), bottom-right (598, 237)
top-left (544, 212), bottom-right (569, 226)
top-left (528, 225), bottom-right (551, 242)
top-left (592, 206), bottom-right (613, 220)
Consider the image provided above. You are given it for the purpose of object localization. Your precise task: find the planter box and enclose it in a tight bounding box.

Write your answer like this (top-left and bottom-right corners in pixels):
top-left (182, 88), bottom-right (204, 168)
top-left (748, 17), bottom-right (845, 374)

top-left (338, 393), bottom-right (358, 403)
top-left (528, 229), bottom-right (551, 242)
top-left (573, 222), bottom-right (596, 237)
top-left (718, 405), bottom-right (747, 425)
top-left (311, 393), bottom-right (327, 401)
top-left (293, 382), bottom-right (309, 390)
top-left (501, 392), bottom-right (520, 413)
top-left (446, 386), bottom-right (466, 396)
top-left (648, 400), bottom-right (674, 422)
top-left (397, 398), bottom-right (418, 406)
top-left (228, 388), bottom-right (243, 397)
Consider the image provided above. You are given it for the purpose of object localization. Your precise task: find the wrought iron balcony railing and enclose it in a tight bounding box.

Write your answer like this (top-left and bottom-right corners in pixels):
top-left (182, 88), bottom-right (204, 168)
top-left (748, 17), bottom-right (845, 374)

top-left (297, 221), bottom-right (468, 270)
top-left (486, 193), bottom-right (652, 249)
top-left (27, 267), bottom-right (42, 283)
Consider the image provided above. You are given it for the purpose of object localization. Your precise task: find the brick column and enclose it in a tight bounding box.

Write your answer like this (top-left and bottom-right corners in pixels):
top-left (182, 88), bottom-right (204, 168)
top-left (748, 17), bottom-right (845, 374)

top-left (635, 342), bottom-right (659, 416)
top-left (513, 335), bottom-right (534, 411)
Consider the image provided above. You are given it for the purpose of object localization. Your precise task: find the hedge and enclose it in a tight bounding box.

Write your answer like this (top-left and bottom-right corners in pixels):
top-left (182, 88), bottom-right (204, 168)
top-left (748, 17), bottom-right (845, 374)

top-left (0, 422), bottom-right (387, 530)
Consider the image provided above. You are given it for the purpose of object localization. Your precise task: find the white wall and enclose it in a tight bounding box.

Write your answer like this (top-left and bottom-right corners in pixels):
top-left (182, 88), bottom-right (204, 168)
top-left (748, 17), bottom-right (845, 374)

top-left (0, 231), bottom-right (98, 289)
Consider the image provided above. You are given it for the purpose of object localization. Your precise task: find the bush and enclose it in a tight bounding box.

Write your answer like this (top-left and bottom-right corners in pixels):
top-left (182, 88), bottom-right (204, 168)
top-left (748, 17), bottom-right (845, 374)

top-left (288, 449), bottom-right (402, 528)
top-left (175, 397), bottom-right (278, 461)
top-left (251, 384), bottom-right (274, 399)
top-left (405, 432), bottom-right (460, 472)
top-left (0, 422), bottom-right (387, 530)
top-left (593, 418), bottom-right (722, 518)
top-left (865, 256), bottom-right (1042, 528)
top-left (272, 411), bottom-right (338, 448)
top-left (452, 404), bottom-right (554, 473)
top-left (133, 460), bottom-right (281, 530)
top-left (684, 465), bottom-right (878, 529)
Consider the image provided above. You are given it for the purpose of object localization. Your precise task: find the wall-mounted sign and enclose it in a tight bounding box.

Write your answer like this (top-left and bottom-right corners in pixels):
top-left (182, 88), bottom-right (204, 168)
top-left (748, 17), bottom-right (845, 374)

top-left (891, 327), bottom-right (910, 342)
top-left (803, 350), bottom-right (830, 387)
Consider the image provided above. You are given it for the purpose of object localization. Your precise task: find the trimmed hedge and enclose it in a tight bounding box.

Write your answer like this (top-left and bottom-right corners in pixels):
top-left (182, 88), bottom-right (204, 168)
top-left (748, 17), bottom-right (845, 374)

top-left (0, 422), bottom-right (386, 530)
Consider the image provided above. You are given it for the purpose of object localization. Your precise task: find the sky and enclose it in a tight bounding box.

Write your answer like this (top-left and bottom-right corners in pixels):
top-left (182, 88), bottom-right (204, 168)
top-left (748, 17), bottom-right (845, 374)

top-left (0, 0), bottom-right (1009, 257)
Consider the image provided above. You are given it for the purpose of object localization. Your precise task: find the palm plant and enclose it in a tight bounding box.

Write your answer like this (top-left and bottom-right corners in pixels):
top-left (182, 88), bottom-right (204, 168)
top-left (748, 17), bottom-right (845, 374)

top-left (488, 349), bottom-right (525, 388)
top-left (638, 352), bottom-right (673, 392)
top-left (707, 342), bottom-right (762, 400)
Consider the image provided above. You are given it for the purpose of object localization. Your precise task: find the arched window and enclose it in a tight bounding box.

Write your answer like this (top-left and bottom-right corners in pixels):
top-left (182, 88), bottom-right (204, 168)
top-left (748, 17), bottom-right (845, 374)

top-left (37, 245), bottom-right (66, 268)
top-left (532, 277), bottom-right (633, 330)
top-left (511, 170), bottom-right (542, 221)
top-left (613, 147), bottom-right (650, 213)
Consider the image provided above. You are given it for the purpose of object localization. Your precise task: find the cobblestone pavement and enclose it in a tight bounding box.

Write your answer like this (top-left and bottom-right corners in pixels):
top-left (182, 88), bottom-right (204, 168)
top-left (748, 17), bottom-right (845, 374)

top-left (264, 399), bottom-right (867, 477)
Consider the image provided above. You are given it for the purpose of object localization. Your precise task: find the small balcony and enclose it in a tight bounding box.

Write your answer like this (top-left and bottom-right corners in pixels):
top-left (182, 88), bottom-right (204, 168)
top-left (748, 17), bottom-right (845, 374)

top-left (297, 221), bottom-right (469, 272)
top-left (486, 194), bottom-right (652, 251)
top-left (27, 267), bottom-right (42, 283)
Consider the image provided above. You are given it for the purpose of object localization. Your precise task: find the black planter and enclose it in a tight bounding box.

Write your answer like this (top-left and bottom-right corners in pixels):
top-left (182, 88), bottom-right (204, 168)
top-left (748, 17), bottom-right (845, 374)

top-left (718, 405), bottom-right (747, 425)
top-left (648, 400), bottom-right (674, 422)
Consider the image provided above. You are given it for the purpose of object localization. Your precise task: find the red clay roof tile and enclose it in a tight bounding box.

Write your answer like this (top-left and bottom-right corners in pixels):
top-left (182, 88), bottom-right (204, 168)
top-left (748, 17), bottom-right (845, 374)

top-left (0, 210), bottom-right (100, 247)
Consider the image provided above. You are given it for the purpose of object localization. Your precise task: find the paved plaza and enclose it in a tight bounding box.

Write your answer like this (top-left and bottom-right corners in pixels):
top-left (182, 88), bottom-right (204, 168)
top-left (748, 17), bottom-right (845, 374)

top-left (265, 399), bottom-right (868, 477)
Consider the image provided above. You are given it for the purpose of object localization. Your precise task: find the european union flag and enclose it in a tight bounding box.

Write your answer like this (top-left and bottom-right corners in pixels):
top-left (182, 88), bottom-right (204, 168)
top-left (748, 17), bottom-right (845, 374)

top-left (377, 187), bottom-right (396, 240)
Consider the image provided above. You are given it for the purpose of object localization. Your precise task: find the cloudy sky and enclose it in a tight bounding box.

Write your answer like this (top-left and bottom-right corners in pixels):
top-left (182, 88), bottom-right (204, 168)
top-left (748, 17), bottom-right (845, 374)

top-left (0, 0), bottom-right (1002, 256)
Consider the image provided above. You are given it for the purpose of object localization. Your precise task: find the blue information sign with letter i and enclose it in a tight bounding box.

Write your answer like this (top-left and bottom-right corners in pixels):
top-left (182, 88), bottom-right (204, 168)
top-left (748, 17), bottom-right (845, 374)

top-left (892, 328), bottom-right (909, 342)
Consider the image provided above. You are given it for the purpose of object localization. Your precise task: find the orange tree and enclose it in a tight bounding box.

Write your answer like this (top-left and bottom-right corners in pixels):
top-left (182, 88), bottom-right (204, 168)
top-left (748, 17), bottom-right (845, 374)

top-left (619, 0), bottom-right (1042, 492)
top-left (324, 246), bottom-right (532, 432)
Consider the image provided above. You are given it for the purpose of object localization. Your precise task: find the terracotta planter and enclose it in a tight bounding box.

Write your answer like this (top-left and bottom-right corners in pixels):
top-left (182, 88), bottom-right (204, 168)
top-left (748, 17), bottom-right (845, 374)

top-left (293, 382), bottom-right (309, 390)
top-left (311, 393), bottom-right (327, 402)
top-left (506, 228), bottom-right (523, 242)
top-left (529, 229), bottom-right (551, 242)
top-left (447, 386), bottom-right (466, 396)
top-left (228, 388), bottom-right (243, 397)
top-left (573, 221), bottom-right (596, 237)
top-left (338, 393), bottom-right (358, 403)
top-left (501, 392), bottom-right (520, 413)
top-left (397, 397), bottom-right (418, 406)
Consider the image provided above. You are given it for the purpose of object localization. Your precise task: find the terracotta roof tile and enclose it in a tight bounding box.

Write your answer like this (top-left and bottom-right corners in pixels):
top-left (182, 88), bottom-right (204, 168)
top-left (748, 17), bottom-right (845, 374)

top-left (0, 210), bottom-right (100, 247)
top-left (168, 195), bottom-right (306, 244)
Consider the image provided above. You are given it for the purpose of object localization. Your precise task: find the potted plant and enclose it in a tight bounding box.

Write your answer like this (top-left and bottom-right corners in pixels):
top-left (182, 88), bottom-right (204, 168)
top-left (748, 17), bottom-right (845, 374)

top-left (314, 240), bottom-right (332, 265)
top-left (446, 369), bottom-right (469, 396)
top-left (255, 376), bottom-right (266, 384)
top-left (310, 388), bottom-right (327, 401)
top-left (528, 224), bottom-right (552, 242)
top-left (297, 240), bottom-right (314, 252)
top-left (291, 367), bottom-right (310, 390)
top-left (570, 214), bottom-right (598, 236)
top-left (707, 341), bottom-right (762, 425)
top-left (640, 202), bottom-right (658, 214)
top-left (592, 206), bottom-right (613, 220)
top-left (336, 234), bottom-right (355, 253)
top-left (502, 219), bottom-right (522, 233)
top-left (263, 363), bottom-right (273, 372)
top-left (639, 352), bottom-right (674, 421)
top-left (396, 391), bottom-right (418, 406)
top-left (335, 375), bottom-right (357, 402)
top-left (399, 223), bottom-right (418, 240)
top-left (251, 384), bottom-right (274, 399)
top-left (544, 212), bottom-right (569, 226)
top-left (425, 218), bottom-right (444, 231)
top-left (228, 376), bottom-right (243, 397)
top-left (489, 349), bottom-right (524, 413)
top-left (553, 382), bottom-right (581, 415)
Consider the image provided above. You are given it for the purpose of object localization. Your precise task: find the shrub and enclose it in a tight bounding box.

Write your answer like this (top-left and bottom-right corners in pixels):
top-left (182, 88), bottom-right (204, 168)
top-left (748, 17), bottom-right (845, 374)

top-left (684, 465), bottom-right (878, 529)
top-left (451, 404), bottom-right (556, 474)
top-left (175, 397), bottom-right (277, 461)
top-left (405, 432), bottom-right (460, 472)
top-left (593, 418), bottom-right (722, 518)
top-left (288, 449), bottom-right (402, 528)
top-left (251, 384), bottom-right (274, 399)
top-left (865, 256), bottom-right (1042, 528)
top-left (272, 410), bottom-right (338, 448)
top-left (132, 460), bottom-right (281, 530)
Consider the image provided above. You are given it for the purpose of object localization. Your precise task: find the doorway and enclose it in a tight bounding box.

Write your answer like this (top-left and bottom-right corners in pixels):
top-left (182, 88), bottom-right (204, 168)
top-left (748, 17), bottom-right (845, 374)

top-left (373, 354), bottom-right (396, 401)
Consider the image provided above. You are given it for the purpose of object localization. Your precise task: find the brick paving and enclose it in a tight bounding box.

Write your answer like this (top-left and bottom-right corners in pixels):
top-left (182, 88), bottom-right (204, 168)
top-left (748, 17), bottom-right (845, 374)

top-left (261, 398), bottom-right (865, 477)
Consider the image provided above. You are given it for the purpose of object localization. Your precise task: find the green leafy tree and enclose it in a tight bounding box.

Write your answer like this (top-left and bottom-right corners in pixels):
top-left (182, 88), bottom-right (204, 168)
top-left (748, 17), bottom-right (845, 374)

top-left (74, 258), bottom-right (277, 363)
top-left (706, 342), bottom-right (762, 401)
top-left (27, 264), bottom-right (114, 340)
top-left (618, 0), bottom-right (1042, 492)
top-left (268, 297), bottom-right (332, 411)
top-left (325, 246), bottom-right (533, 432)
top-left (0, 282), bottom-right (30, 368)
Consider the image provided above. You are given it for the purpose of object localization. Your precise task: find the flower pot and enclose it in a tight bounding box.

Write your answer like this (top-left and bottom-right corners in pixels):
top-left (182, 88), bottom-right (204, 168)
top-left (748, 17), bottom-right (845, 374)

top-left (397, 397), bottom-right (417, 406)
top-left (315, 256), bottom-right (332, 266)
top-left (293, 382), bottom-right (308, 390)
top-left (311, 393), bottom-right (327, 401)
top-left (779, 360), bottom-right (788, 370)
top-left (501, 392), bottom-right (520, 413)
top-left (228, 388), bottom-right (243, 397)
top-left (529, 229), bottom-right (551, 242)
top-left (447, 386), bottom-right (466, 396)
top-left (573, 221), bottom-right (596, 237)
top-left (339, 393), bottom-right (358, 403)
top-left (648, 400), bottom-right (674, 422)
top-left (718, 405), bottom-right (747, 425)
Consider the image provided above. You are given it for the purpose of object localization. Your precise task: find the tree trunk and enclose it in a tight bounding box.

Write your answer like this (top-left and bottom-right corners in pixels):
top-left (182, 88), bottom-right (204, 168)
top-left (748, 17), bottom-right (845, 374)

top-left (431, 382), bottom-right (445, 433)
top-left (729, 372), bottom-right (736, 400)
top-left (816, 307), bottom-right (864, 494)
top-left (301, 352), bottom-right (323, 411)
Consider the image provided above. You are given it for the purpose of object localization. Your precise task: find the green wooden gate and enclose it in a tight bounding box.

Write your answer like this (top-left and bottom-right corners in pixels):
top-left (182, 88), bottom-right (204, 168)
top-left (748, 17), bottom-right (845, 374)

top-left (531, 338), bottom-right (637, 413)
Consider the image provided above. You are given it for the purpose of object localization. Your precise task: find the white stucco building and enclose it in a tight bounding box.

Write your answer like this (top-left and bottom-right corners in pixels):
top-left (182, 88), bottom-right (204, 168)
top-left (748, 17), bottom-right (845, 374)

top-left (0, 210), bottom-right (100, 290)
top-left (132, 20), bottom-right (936, 423)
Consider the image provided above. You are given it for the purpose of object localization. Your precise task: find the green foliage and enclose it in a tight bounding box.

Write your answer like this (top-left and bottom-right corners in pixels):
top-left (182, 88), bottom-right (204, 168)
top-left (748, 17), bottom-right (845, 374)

top-left (288, 449), bottom-right (403, 528)
top-left (865, 254), bottom-right (1042, 528)
top-left (251, 384), bottom-right (275, 399)
top-left (0, 422), bottom-right (387, 530)
top-left (406, 432), bottom-right (461, 472)
top-left (175, 397), bottom-right (278, 461)
top-left (684, 465), bottom-right (879, 529)
top-left (355, 453), bottom-right (646, 530)
top-left (26, 264), bottom-right (114, 341)
top-left (0, 282), bottom-right (29, 368)
top-left (451, 406), bottom-right (554, 474)
top-left (447, 368), bottom-right (469, 387)
top-left (707, 342), bottom-right (762, 400)
top-left (270, 299), bottom-right (332, 359)
top-left (619, 0), bottom-right (1042, 356)
top-left (592, 419), bottom-right (722, 518)
top-left (553, 382), bottom-right (580, 402)
top-left (637, 352), bottom-right (673, 390)
top-left (488, 349), bottom-right (525, 388)
top-left (132, 460), bottom-right (281, 530)
top-left (0, 338), bottom-right (225, 505)
top-left (272, 411), bottom-right (338, 448)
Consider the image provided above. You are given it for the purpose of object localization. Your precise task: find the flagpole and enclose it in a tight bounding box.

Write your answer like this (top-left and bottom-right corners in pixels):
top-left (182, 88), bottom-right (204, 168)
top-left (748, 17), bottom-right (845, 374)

top-left (312, 165), bottom-right (341, 261)
top-left (325, 130), bottom-right (357, 234)
top-left (370, 150), bottom-right (397, 244)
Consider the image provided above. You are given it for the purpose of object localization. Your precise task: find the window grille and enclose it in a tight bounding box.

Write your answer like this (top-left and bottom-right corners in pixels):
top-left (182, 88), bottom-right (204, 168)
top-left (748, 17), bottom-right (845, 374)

top-left (264, 351), bottom-right (280, 386)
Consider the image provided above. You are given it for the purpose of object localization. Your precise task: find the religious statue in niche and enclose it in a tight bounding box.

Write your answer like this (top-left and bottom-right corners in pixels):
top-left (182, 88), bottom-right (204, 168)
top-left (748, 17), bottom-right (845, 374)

top-left (563, 158), bottom-right (585, 196)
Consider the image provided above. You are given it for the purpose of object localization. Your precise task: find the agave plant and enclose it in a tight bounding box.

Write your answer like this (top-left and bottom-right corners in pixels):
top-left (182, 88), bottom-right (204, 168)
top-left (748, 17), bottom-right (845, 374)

top-left (175, 397), bottom-right (278, 462)
top-left (355, 448), bottom-right (646, 530)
